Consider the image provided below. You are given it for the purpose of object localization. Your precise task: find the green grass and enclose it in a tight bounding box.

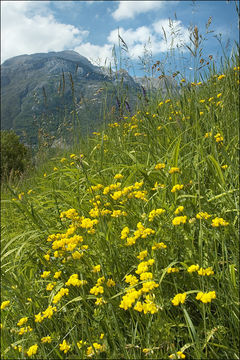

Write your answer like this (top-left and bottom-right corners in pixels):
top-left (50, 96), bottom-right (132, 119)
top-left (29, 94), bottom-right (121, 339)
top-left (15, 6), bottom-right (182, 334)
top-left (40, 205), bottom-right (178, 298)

top-left (1, 57), bottom-right (239, 359)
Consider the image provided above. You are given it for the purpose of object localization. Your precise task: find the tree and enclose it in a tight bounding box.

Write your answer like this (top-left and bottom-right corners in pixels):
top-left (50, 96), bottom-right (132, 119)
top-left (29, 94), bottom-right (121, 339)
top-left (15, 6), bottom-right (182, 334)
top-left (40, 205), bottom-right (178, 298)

top-left (1, 130), bottom-right (31, 180)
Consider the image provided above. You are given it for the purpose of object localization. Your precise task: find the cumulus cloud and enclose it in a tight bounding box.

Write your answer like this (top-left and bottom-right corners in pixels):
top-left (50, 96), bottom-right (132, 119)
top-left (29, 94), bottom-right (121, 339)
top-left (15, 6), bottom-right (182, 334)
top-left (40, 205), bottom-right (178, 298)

top-left (1, 1), bottom-right (88, 63)
top-left (74, 43), bottom-right (113, 66)
top-left (153, 19), bottom-right (190, 51)
top-left (112, 1), bottom-right (166, 21)
top-left (106, 20), bottom-right (190, 60)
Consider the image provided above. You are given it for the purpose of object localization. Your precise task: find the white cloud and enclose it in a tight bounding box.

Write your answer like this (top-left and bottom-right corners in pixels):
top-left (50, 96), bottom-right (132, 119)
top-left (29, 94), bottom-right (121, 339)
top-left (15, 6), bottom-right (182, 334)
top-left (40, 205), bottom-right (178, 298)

top-left (1, 1), bottom-right (88, 63)
top-left (153, 19), bottom-right (190, 51)
top-left (112, 1), bottom-right (166, 21)
top-left (74, 43), bottom-right (113, 66)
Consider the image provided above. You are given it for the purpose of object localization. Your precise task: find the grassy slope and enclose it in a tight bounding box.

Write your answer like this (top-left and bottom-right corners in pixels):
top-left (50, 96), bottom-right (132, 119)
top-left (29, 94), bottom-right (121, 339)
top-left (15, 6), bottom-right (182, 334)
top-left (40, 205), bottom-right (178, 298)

top-left (1, 61), bottom-right (239, 359)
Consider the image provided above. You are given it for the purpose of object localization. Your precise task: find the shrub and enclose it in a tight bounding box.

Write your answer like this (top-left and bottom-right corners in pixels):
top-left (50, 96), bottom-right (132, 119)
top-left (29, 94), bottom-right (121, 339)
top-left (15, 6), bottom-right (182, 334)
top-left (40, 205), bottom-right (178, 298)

top-left (1, 130), bottom-right (31, 180)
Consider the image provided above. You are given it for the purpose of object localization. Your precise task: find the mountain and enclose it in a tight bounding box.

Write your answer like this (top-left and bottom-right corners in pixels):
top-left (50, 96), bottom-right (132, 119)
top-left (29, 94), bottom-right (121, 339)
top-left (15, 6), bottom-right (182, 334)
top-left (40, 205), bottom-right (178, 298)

top-left (1, 51), bottom-right (178, 146)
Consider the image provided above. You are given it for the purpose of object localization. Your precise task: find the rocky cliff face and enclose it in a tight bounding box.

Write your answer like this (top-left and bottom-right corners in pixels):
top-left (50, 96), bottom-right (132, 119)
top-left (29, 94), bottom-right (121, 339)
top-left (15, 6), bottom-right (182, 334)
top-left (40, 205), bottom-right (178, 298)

top-left (1, 50), bottom-right (178, 145)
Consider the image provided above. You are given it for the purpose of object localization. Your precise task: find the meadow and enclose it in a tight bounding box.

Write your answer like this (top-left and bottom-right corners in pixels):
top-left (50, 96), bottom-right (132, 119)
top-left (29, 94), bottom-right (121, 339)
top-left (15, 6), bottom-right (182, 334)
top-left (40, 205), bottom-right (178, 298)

top-left (1, 41), bottom-right (239, 359)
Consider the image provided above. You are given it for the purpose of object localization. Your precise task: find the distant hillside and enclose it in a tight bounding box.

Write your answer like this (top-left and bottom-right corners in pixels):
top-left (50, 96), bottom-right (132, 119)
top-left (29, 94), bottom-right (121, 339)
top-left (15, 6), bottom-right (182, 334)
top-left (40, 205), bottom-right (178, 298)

top-left (1, 51), bottom-right (178, 146)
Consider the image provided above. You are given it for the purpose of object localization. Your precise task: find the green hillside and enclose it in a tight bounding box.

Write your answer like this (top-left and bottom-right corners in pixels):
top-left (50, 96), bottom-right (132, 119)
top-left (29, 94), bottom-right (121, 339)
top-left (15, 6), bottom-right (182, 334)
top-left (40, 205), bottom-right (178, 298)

top-left (1, 57), bottom-right (239, 359)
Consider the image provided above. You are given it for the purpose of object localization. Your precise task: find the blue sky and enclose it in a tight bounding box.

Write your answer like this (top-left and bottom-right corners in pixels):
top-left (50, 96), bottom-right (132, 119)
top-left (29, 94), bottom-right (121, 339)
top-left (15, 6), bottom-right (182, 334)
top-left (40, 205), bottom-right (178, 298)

top-left (1, 1), bottom-right (239, 79)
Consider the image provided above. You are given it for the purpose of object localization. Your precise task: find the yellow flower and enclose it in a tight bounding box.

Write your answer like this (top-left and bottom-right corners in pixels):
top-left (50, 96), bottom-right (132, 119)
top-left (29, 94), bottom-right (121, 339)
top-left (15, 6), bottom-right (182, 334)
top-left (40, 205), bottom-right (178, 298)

top-left (125, 274), bottom-right (139, 286)
top-left (53, 167), bottom-right (58, 171)
top-left (106, 279), bottom-right (116, 287)
top-left (44, 254), bottom-right (50, 261)
top-left (167, 267), bottom-right (179, 274)
top-left (217, 92), bottom-right (222, 98)
top-left (90, 285), bottom-right (104, 296)
top-left (180, 79), bottom-right (185, 83)
top-left (121, 226), bottom-right (130, 240)
top-left (196, 212), bottom-right (211, 219)
top-left (155, 163), bottom-right (165, 170)
top-left (27, 189), bottom-right (33, 195)
top-left (27, 344), bottom-right (38, 357)
top-left (114, 173), bottom-right (123, 180)
top-left (52, 288), bottom-right (69, 304)
top-left (199, 111), bottom-right (204, 116)
top-left (218, 74), bottom-right (226, 80)
top-left (198, 267), bottom-right (214, 276)
top-left (169, 350), bottom-right (186, 359)
top-left (95, 298), bottom-right (104, 306)
top-left (208, 97), bottom-right (214, 102)
top-left (174, 206), bottom-right (184, 215)
top-left (92, 265), bottom-right (101, 273)
top-left (17, 317), bottom-right (28, 326)
top-left (137, 250), bottom-right (148, 260)
top-left (59, 339), bottom-right (70, 354)
top-left (53, 271), bottom-right (62, 279)
top-left (1, 300), bottom-right (10, 310)
top-left (140, 272), bottom-right (153, 280)
top-left (199, 99), bottom-right (205, 103)
top-left (152, 242), bottom-right (167, 250)
top-left (169, 167), bottom-right (180, 174)
top-left (221, 164), bottom-right (228, 169)
top-left (187, 264), bottom-right (199, 273)
top-left (35, 312), bottom-right (44, 323)
top-left (148, 208), bottom-right (165, 221)
top-left (46, 282), bottom-right (56, 291)
top-left (42, 305), bottom-right (57, 318)
top-left (171, 293), bottom-right (186, 306)
top-left (172, 216), bottom-right (187, 225)
top-left (100, 333), bottom-right (104, 339)
top-left (70, 153), bottom-right (76, 158)
top-left (165, 99), bottom-right (171, 103)
top-left (211, 217), bottom-right (229, 227)
top-left (196, 291), bottom-right (216, 303)
top-left (41, 336), bottom-right (52, 343)
top-left (77, 340), bottom-right (87, 349)
top-left (171, 184), bottom-right (184, 193)
top-left (41, 271), bottom-right (51, 278)
top-left (158, 101), bottom-right (164, 106)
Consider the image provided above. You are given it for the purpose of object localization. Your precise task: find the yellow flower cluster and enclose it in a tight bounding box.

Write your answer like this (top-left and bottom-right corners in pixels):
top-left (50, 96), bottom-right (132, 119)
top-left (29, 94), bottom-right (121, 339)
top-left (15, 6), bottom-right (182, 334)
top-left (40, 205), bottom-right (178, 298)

top-left (187, 265), bottom-right (214, 275)
top-left (86, 342), bottom-right (105, 357)
top-left (172, 216), bottom-right (187, 225)
top-left (41, 336), bottom-right (52, 343)
top-left (196, 291), bottom-right (216, 303)
top-left (171, 184), bottom-right (184, 193)
top-left (65, 274), bottom-right (88, 287)
top-left (214, 133), bottom-right (223, 143)
top-left (103, 182), bottom-right (121, 195)
top-left (152, 242), bottom-right (167, 250)
top-left (18, 326), bottom-right (33, 335)
top-left (148, 208), bottom-right (165, 221)
top-left (27, 344), bottom-right (38, 357)
top-left (196, 212), bottom-right (211, 219)
top-left (137, 250), bottom-right (148, 260)
top-left (169, 167), bottom-right (180, 174)
top-left (211, 217), bottom-right (229, 227)
top-left (198, 267), bottom-right (214, 276)
top-left (174, 206), bottom-right (184, 215)
top-left (167, 267), bottom-right (180, 274)
top-left (169, 350), bottom-right (186, 359)
top-left (17, 317), bottom-right (28, 326)
top-left (155, 163), bottom-right (165, 170)
top-left (1, 300), bottom-right (10, 310)
top-left (204, 131), bottom-right (212, 138)
top-left (124, 222), bottom-right (155, 246)
top-left (35, 305), bottom-right (57, 323)
top-left (59, 339), bottom-right (71, 353)
top-left (171, 293), bottom-right (187, 306)
top-left (53, 288), bottom-right (69, 304)
top-left (134, 295), bottom-right (158, 314)
top-left (121, 226), bottom-right (130, 239)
